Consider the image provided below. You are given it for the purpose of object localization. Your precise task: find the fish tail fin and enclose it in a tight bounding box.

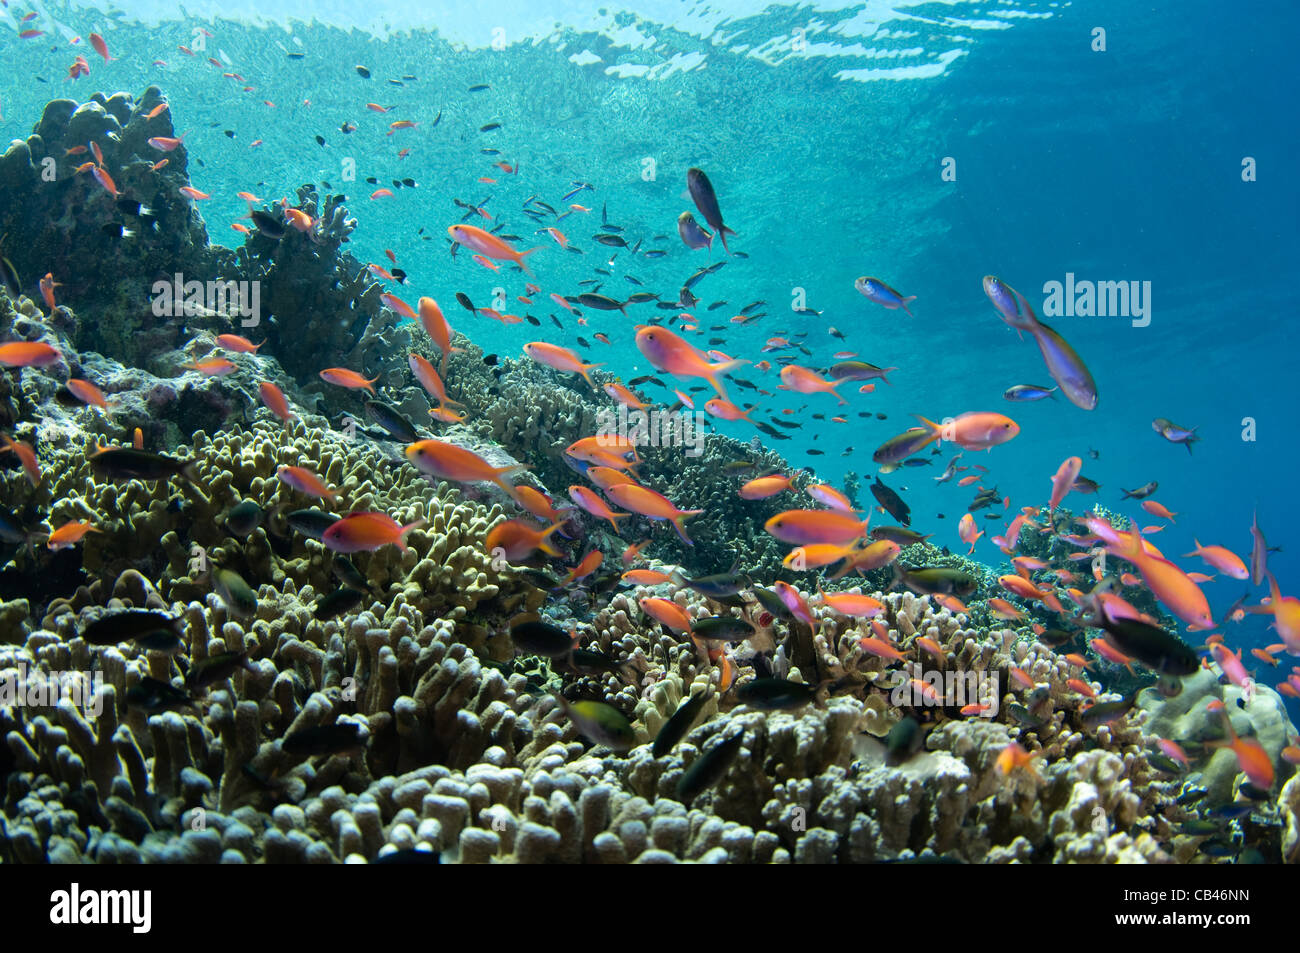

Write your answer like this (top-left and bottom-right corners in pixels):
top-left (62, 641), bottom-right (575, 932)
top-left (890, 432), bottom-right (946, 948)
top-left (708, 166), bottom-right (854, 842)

top-left (606, 511), bottom-right (629, 534)
top-left (880, 368), bottom-right (896, 386)
top-left (828, 379), bottom-right (847, 406)
top-left (515, 247), bottom-right (542, 275)
top-left (671, 509), bottom-right (704, 546)
top-left (580, 362), bottom-right (606, 389)
top-left (396, 518), bottom-right (427, 551)
top-left (719, 226), bottom-right (737, 254)
top-left (912, 414), bottom-right (942, 443)
top-left (900, 296), bottom-right (917, 317)
top-left (705, 358), bottom-right (749, 400)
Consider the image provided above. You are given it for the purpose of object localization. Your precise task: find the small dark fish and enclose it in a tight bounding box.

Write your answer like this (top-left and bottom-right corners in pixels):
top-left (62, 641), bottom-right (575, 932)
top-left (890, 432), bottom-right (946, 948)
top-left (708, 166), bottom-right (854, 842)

top-left (524, 314), bottom-right (540, 326)
top-left (885, 716), bottom-right (924, 766)
top-left (1071, 476), bottom-right (1101, 493)
top-left (1238, 782), bottom-right (1271, 801)
top-left (214, 568), bottom-right (258, 617)
top-left (0, 257), bottom-right (21, 298)
top-left (1078, 693), bottom-right (1139, 731)
top-left (467, 83), bottom-right (490, 92)
top-left (550, 314), bottom-right (563, 329)
top-left (653, 690), bottom-right (711, 759)
top-left (356, 65), bottom-right (371, 78)
top-left (686, 168), bottom-right (736, 252)
top-left (81, 610), bottom-right (180, 646)
top-left (869, 526), bottom-right (931, 547)
top-left (480, 122), bottom-right (501, 132)
top-left (125, 677), bottom-right (195, 713)
top-left (364, 400), bottom-right (420, 442)
top-left (250, 209), bottom-right (286, 238)
top-left (627, 292), bottom-right (658, 303)
top-left (134, 629), bottom-right (184, 653)
top-left (892, 566), bottom-right (976, 598)
top-left (1175, 786), bottom-right (1208, 806)
top-left (332, 556), bottom-right (368, 591)
top-left (101, 222), bottom-right (135, 239)
top-left (691, 616), bottom-right (755, 643)
top-left (374, 849), bottom-right (441, 864)
top-left (1177, 819), bottom-right (1223, 836)
top-left (315, 134), bottom-right (326, 147)
top-left (593, 234), bottom-right (627, 247)
top-left (871, 476), bottom-right (911, 526)
top-left (483, 354), bottom-right (499, 367)
top-left (510, 619), bottom-right (573, 658)
top-left (676, 731), bottom-right (745, 803)
top-left (455, 292), bottom-right (475, 312)
top-left (284, 721), bottom-right (367, 757)
top-left (221, 499), bottom-right (263, 536)
top-left (1037, 628), bottom-right (1077, 647)
top-left (1003, 384), bottom-right (1057, 402)
top-left (287, 51), bottom-right (306, 59)
top-left (1209, 802), bottom-right (1254, 819)
top-left (1198, 840), bottom-right (1241, 858)
top-left (1121, 481), bottom-right (1158, 500)
top-left (186, 651), bottom-right (251, 691)
top-left (1152, 417), bottom-right (1200, 454)
top-left (576, 293), bottom-right (625, 313)
top-left (1097, 617), bottom-right (1198, 676)
top-left (286, 508), bottom-right (339, 540)
top-left (750, 587), bottom-right (792, 620)
top-left (568, 648), bottom-right (628, 678)
top-left (116, 198), bottom-right (152, 217)
top-left (736, 677), bottom-right (817, 711)
top-left (314, 586), bottom-right (365, 620)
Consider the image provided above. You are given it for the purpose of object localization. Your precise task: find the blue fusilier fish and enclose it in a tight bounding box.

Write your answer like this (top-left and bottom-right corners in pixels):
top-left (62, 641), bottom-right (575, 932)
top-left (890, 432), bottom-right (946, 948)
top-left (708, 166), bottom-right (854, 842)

top-left (854, 277), bottom-right (916, 316)
top-left (686, 168), bottom-right (737, 253)
top-left (1152, 417), bottom-right (1200, 454)
top-left (983, 275), bottom-right (1039, 333)
top-left (1003, 384), bottom-right (1057, 401)
top-left (983, 276), bottom-right (1097, 411)
top-left (677, 212), bottom-right (713, 251)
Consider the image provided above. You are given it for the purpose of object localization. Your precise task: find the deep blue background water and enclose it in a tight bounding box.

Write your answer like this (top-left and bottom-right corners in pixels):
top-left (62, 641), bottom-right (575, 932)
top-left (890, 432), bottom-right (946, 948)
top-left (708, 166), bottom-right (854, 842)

top-left (3, 0), bottom-right (1297, 714)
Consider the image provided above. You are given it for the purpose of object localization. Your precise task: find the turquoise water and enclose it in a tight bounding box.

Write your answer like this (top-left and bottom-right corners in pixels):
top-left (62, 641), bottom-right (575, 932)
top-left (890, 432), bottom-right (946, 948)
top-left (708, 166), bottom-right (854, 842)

top-left (3, 1), bottom-right (1297, 707)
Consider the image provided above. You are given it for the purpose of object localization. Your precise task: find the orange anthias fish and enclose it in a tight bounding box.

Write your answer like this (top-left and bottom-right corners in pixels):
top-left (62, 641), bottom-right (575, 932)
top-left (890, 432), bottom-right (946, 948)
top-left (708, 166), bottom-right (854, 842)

top-left (66, 378), bottom-right (109, 409)
top-left (1246, 572), bottom-right (1300, 655)
top-left (603, 381), bottom-right (650, 410)
top-left (559, 550), bottom-right (603, 587)
top-left (914, 412), bottom-right (1020, 451)
top-left (634, 325), bottom-right (748, 401)
top-left (408, 354), bottom-right (463, 407)
top-left (215, 333), bottom-right (262, 353)
top-left (277, 465), bottom-right (337, 500)
top-left (1207, 707), bottom-right (1274, 790)
top-left (514, 486), bottom-right (565, 524)
top-left (447, 224), bottom-right (539, 274)
top-left (587, 466), bottom-right (639, 491)
top-left (258, 382), bottom-right (295, 422)
top-left (1, 435), bottom-right (41, 486)
top-left (568, 485), bottom-right (627, 532)
top-left (47, 521), bottom-right (100, 550)
top-left (995, 742), bottom-right (1039, 778)
top-left (39, 273), bottom-right (61, 311)
top-left (418, 297), bottom-right (459, 375)
top-left (185, 358), bottom-right (237, 376)
top-left (764, 509), bottom-right (870, 545)
top-left (604, 483), bottom-right (703, 545)
top-left (778, 365), bottom-right (847, 405)
top-left (639, 596), bottom-right (693, 633)
top-left (1183, 539), bottom-right (1249, 580)
top-left (817, 586), bottom-right (884, 618)
top-left (523, 342), bottom-right (604, 389)
top-left (485, 518), bottom-right (564, 561)
top-left (1048, 456), bottom-right (1082, 512)
top-left (319, 367), bottom-right (378, 393)
top-left (1100, 522), bottom-right (1214, 630)
top-left (739, 474), bottom-right (791, 500)
top-left (622, 569), bottom-right (673, 586)
top-left (405, 439), bottom-right (529, 499)
top-left (0, 342), bottom-right (63, 367)
top-left (322, 512), bottom-right (425, 553)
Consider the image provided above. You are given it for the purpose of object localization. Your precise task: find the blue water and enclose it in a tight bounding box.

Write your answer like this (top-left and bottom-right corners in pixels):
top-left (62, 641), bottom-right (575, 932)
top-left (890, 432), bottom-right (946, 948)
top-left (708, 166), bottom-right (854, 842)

top-left (4, 1), bottom-right (1297, 711)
